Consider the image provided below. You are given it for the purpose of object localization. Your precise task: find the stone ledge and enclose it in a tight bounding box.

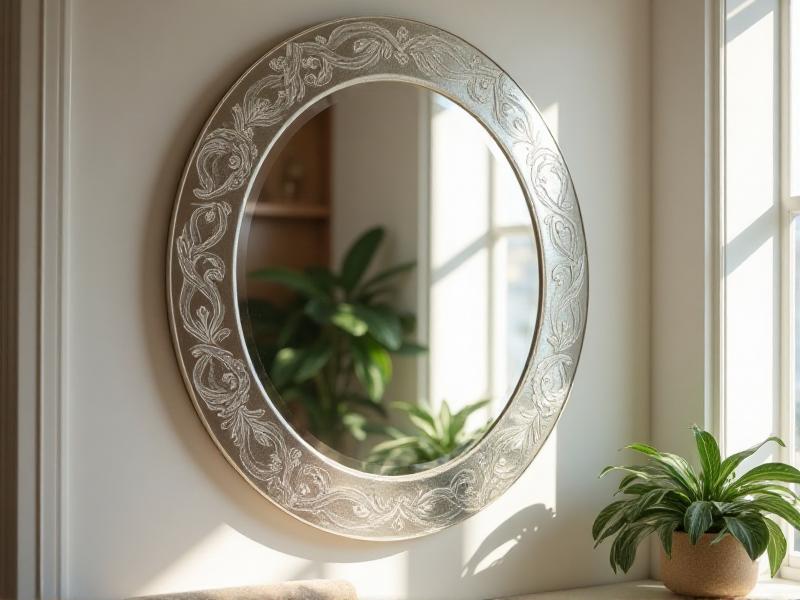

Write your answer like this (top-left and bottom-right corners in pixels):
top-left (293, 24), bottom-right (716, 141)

top-left (501, 578), bottom-right (800, 599)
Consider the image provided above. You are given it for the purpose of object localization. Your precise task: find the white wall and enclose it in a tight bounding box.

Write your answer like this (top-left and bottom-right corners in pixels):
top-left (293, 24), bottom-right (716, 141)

top-left (330, 83), bottom-right (423, 409)
top-left (650, 0), bottom-right (713, 457)
top-left (649, 0), bottom-right (715, 576)
top-left (60, 1), bottom-right (651, 598)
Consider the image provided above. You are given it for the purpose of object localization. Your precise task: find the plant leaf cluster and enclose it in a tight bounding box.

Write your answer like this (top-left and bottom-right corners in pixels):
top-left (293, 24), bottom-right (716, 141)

top-left (593, 425), bottom-right (800, 576)
top-left (248, 226), bottom-right (424, 447)
top-left (368, 398), bottom-right (490, 473)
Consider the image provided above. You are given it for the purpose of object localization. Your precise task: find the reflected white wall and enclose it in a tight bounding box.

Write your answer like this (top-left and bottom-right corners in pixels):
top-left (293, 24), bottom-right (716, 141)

top-left (331, 83), bottom-right (424, 407)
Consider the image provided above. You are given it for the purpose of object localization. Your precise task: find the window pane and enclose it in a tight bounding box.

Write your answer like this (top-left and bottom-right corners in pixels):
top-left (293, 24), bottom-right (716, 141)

top-left (493, 153), bottom-right (531, 227)
top-left (501, 234), bottom-right (539, 393)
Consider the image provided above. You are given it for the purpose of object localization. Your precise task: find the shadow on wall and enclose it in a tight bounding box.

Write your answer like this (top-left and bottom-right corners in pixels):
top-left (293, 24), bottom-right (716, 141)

top-left (460, 505), bottom-right (557, 583)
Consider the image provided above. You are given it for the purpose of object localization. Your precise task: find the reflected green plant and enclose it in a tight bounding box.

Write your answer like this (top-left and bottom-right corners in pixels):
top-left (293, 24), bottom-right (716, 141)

top-left (368, 398), bottom-right (491, 472)
top-left (247, 226), bottom-right (425, 448)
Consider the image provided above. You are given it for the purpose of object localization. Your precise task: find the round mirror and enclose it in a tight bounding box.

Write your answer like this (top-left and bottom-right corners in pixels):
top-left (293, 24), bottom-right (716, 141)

top-left (169, 16), bottom-right (586, 539)
top-left (239, 82), bottom-right (539, 475)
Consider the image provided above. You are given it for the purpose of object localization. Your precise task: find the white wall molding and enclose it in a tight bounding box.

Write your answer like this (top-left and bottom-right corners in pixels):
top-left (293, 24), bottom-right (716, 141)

top-left (17, 0), bottom-right (72, 597)
top-left (707, 0), bottom-right (725, 447)
top-left (650, 0), bottom-right (717, 452)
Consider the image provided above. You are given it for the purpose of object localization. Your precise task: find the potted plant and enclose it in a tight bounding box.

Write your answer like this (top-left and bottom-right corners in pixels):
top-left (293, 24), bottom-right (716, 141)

top-left (593, 426), bottom-right (800, 598)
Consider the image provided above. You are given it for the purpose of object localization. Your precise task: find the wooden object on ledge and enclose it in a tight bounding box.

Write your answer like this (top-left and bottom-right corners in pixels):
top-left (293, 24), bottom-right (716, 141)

top-left (128, 579), bottom-right (359, 600)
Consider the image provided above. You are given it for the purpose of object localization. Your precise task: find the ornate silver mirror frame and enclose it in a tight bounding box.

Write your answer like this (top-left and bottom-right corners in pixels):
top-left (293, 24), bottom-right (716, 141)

top-left (167, 16), bottom-right (587, 540)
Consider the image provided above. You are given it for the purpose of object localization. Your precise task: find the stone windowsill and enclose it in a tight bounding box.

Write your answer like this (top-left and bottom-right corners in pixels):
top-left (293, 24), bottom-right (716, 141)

top-left (501, 579), bottom-right (800, 599)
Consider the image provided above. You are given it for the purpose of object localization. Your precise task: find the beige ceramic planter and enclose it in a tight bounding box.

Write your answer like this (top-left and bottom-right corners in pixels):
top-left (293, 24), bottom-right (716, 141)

top-left (660, 532), bottom-right (758, 598)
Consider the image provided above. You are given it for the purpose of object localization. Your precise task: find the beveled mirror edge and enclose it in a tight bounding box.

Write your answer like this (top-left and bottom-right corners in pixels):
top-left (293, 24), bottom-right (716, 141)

top-left (167, 16), bottom-right (588, 540)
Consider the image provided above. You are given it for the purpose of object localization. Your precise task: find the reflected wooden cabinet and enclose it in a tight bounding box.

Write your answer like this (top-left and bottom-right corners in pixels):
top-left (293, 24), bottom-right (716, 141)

top-left (245, 109), bottom-right (331, 304)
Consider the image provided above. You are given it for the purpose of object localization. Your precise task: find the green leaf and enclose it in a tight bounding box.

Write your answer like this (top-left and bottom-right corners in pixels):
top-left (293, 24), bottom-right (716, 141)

top-left (331, 305), bottom-right (369, 337)
top-left (407, 413), bottom-right (438, 440)
top-left (723, 514), bottom-right (770, 560)
top-left (351, 304), bottom-right (402, 350)
top-left (303, 298), bottom-right (335, 325)
top-left (625, 442), bottom-right (661, 457)
top-left (439, 401), bottom-right (452, 445)
top-left (625, 444), bottom-right (701, 498)
top-left (303, 266), bottom-right (338, 293)
top-left (657, 521), bottom-right (677, 558)
top-left (449, 399), bottom-right (490, 442)
top-left (684, 501), bottom-right (714, 544)
top-left (391, 401), bottom-right (436, 428)
top-left (710, 527), bottom-right (728, 545)
top-left (293, 343), bottom-right (332, 383)
top-left (350, 335), bottom-right (392, 402)
top-left (729, 463), bottom-right (800, 491)
top-left (610, 523), bottom-right (655, 573)
top-left (394, 341), bottom-right (428, 355)
top-left (629, 488), bottom-right (670, 520)
top-left (692, 425), bottom-right (721, 493)
top-left (592, 501), bottom-right (627, 541)
top-left (745, 495), bottom-right (800, 531)
top-left (342, 413), bottom-right (368, 441)
top-left (249, 267), bottom-right (326, 299)
top-left (715, 435), bottom-right (785, 489)
top-left (765, 517), bottom-right (787, 577)
top-left (398, 312), bottom-right (417, 334)
top-left (369, 436), bottom-right (420, 455)
top-left (340, 227), bottom-right (384, 292)
top-left (599, 465), bottom-right (656, 480)
top-left (734, 483), bottom-right (800, 503)
top-left (357, 260), bottom-right (416, 294)
top-left (619, 483), bottom-right (659, 496)
top-left (594, 511), bottom-right (629, 547)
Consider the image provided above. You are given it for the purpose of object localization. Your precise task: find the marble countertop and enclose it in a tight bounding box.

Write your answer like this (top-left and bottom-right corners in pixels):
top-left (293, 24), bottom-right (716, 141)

top-left (501, 579), bottom-right (800, 599)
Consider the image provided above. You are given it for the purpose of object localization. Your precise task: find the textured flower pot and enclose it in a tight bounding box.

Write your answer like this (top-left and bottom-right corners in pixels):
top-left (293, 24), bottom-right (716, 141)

top-left (660, 532), bottom-right (758, 598)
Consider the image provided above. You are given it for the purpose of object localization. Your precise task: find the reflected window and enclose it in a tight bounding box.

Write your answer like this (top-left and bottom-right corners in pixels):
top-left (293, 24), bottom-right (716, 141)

top-left (429, 95), bottom-right (539, 428)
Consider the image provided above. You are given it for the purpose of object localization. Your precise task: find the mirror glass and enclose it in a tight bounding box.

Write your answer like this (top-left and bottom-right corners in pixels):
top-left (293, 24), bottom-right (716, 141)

top-left (239, 82), bottom-right (539, 475)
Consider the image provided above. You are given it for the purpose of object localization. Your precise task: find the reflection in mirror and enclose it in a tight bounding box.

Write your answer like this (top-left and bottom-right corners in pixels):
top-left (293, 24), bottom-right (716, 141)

top-left (240, 82), bottom-right (539, 475)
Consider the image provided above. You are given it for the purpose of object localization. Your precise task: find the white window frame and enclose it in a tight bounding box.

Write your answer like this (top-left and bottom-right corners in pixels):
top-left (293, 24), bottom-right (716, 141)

top-left (781, 0), bottom-right (800, 577)
top-left (715, 0), bottom-right (800, 578)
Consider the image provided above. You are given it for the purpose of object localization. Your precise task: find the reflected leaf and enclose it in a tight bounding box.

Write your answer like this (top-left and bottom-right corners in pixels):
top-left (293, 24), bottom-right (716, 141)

top-left (331, 305), bottom-right (369, 336)
top-left (340, 226), bottom-right (384, 292)
top-left (357, 260), bottom-right (416, 295)
top-left (351, 335), bottom-right (392, 401)
top-left (352, 304), bottom-right (402, 350)
top-left (342, 413), bottom-right (368, 441)
top-left (250, 267), bottom-right (327, 299)
top-left (294, 343), bottom-right (332, 383)
top-left (395, 341), bottom-right (427, 355)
